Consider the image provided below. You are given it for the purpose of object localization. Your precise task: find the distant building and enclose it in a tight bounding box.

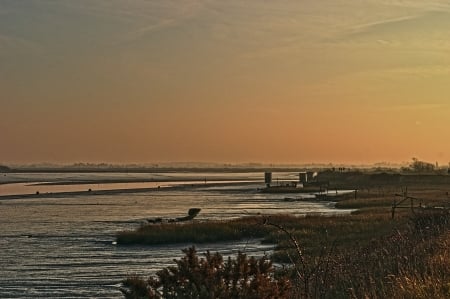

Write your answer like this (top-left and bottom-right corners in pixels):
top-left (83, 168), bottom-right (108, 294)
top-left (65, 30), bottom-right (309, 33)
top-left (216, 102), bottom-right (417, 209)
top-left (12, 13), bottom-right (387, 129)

top-left (261, 172), bottom-right (325, 193)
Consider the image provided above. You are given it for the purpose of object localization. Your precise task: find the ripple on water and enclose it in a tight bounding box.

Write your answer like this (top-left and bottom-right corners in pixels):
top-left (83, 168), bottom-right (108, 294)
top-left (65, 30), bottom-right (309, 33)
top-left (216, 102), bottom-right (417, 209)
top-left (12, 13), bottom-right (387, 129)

top-left (0, 177), bottom-right (351, 298)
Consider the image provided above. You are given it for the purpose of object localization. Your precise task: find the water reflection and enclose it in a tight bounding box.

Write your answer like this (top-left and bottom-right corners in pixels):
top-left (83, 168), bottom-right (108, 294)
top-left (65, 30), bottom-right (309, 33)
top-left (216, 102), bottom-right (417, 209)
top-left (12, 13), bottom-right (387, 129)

top-left (0, 173), bottom-right (352, 298)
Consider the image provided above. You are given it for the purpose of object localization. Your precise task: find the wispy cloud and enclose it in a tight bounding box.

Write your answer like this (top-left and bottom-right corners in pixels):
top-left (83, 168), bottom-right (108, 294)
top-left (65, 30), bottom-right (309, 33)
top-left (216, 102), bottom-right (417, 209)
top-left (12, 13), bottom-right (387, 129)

top-left (0, 34), bottom-right (42, 54)
top-left (381, 65), bottom-right (450, 78)
top-left (379, 103), bottom-right (448, 112)
top-left (348, 15), bottom-right (419, 34)
top-left (334, 9), bottom-right (450, 48)
top-left (118, 1), bottom-right (207, 44)
top-left (0, 0), bottom-right (209, 49)
top-left (59, 0), bottom-right (210, 45)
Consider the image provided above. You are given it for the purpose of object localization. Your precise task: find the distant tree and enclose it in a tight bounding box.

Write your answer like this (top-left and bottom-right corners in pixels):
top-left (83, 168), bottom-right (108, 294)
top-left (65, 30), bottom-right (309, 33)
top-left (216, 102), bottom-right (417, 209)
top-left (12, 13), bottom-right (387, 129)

top-left (121, 247), bottom-right (292, 299)
top-left (0, 165), bottom-right (11, 173)
top-left (409, 158), bottom-right (435, 172)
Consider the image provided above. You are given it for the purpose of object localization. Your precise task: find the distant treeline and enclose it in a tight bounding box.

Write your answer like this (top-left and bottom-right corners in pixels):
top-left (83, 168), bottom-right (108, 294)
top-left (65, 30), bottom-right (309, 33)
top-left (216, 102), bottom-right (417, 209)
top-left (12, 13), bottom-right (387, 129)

top-left (0, 165), bottom-right (11, 173)
top-left (2, 158), bottom-right (448, 174)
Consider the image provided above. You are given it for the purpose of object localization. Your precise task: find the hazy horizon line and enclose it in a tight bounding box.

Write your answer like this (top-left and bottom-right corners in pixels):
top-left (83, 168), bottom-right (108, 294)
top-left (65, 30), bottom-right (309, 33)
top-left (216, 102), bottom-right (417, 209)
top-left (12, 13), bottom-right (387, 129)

top-left (1, 160), bottom-right (422, 169)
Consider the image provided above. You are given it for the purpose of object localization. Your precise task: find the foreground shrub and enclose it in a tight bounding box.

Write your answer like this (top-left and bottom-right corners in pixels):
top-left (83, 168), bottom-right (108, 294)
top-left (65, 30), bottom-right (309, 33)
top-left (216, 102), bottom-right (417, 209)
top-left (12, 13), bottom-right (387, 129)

top-left (122, 210), bottom-right (450, 298)
top-left (121, 247), bottom-right (292, 299)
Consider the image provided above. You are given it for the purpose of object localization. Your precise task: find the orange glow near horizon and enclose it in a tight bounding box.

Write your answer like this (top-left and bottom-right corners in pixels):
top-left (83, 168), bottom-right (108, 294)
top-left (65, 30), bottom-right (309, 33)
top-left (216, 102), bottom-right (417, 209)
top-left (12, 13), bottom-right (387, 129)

top-left (1, 1), bottom-right (449, 165)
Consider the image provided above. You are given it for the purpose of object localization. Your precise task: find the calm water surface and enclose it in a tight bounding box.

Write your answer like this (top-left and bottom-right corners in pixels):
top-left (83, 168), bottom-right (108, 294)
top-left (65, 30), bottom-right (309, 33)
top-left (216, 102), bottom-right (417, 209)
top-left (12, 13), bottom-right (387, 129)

top-left (0, 172), bottom-right (350, 298)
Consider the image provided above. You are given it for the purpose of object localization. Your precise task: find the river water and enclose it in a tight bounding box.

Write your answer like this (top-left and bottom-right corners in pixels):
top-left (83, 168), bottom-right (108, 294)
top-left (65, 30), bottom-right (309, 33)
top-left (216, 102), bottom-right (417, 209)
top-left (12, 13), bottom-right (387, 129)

top-left (0, 172), bottom-right (350, 298)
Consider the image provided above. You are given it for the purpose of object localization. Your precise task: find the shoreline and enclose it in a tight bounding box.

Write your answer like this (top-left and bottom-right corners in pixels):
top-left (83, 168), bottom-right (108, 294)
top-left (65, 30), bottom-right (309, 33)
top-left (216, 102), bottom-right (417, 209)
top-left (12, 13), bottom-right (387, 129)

top-left (0, 187), bottom-right (161, 200)
top-left (0, 177), bottom-right (260, 186)
top-left (0, 166), bottom-right (324, 174)
top-left (0, 181), bottom-right (260, 200)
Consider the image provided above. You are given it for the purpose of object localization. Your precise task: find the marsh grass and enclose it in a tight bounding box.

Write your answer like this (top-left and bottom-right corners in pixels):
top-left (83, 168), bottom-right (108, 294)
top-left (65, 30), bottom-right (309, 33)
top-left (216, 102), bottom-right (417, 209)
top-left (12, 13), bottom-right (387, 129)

top-left (263, 209), bottom-right (450, 298)
top-left (268, 212), bottom-right (403, 266)
top-left (119, 177), bottom-right (450, 298)
top-left (117, 217), bottom-right (271, 245)
top-left (121, 209), bottom-right (449, 298)
top-left (390, 230), bottom-right (450, 298)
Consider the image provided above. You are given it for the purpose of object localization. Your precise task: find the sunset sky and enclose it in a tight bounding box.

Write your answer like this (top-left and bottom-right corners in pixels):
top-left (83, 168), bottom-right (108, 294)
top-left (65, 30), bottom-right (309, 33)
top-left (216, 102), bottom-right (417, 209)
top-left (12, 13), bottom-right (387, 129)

top-left (1, 0), bottom-right (449, 165)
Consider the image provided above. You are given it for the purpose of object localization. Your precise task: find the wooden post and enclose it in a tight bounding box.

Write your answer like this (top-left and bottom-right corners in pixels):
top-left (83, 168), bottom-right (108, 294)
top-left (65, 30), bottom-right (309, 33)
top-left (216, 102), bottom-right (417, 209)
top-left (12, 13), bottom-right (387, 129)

top-left (391, 198), bottom-right (396, 219)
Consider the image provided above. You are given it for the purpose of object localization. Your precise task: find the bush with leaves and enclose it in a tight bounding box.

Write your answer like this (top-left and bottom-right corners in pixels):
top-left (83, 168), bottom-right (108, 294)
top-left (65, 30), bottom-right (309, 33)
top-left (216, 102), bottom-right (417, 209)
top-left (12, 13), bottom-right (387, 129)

top-left (121, 247), bottom-right (292, 299)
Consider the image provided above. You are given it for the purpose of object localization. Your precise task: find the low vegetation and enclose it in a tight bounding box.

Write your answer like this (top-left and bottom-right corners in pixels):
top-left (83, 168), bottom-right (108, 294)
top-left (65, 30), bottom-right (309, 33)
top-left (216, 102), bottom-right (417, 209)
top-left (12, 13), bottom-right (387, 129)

top-left (120, 174), bottom-right (450, 298)
top-left (117, 217), bottom-right (270, 245)
top-left (121, 247), bottom-right (292, 299)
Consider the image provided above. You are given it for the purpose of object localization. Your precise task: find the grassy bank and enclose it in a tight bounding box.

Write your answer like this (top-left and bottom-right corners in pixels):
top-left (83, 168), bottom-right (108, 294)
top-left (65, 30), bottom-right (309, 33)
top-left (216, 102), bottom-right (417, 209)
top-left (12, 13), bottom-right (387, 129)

top-left (118, 173), bottom-right (450, 297)
top-left (120, 209), bottom-right (450, 298)
top-left (117, 217), bottom-right (271, 245)
top-left (117, 187), bottom-right (448, 247)
top-left (117, 211), bottom-right (400, 247)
